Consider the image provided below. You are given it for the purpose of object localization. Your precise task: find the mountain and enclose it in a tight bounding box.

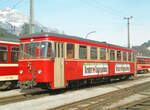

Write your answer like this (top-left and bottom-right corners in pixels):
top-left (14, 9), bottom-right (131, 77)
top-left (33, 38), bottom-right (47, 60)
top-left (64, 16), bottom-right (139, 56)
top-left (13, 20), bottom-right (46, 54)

top-left (132, 41), bottom-right (150, 56)
top-left (0, 8), bottom-right (59, 35)
top-left (0, 27), bottom-right (19, 42)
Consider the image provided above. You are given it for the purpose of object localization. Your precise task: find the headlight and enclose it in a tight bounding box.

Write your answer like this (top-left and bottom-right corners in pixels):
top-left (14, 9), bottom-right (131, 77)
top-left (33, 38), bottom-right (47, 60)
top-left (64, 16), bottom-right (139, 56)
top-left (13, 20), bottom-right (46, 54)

top-left (38, 70), bottom-right (42, 74)
top-left (20, 70), bottom-right (23, 74)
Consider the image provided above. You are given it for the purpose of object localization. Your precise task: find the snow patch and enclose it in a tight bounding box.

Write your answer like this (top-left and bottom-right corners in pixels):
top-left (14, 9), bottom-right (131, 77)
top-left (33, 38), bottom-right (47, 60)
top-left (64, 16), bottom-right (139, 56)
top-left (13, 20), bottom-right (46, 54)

top-left (147, 47), bottom-right (150, 51)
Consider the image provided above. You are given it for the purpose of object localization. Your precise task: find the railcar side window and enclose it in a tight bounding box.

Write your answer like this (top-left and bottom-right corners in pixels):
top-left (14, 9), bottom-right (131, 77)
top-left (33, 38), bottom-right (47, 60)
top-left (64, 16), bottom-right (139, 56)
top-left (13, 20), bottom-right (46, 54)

top-left (128, 52), bottom-right (131, 61)
top-left (67, 44), bottom-right (74, 58)
top-left (117, 51), bottom-right (121, 61)
top-left (110, 50), bottom-right (115, 60)
top-left (0, 45), bottom-right (8, 63)
top-left (20, 44), bottom-right (24, 59)
top-left (139, 58), bottom-right (142, 64)
top-left (123, 52), bottom-right (127, 61)
top-left (79, 45), bottom-right (87, 59)
top-left (11, 47), bottom-right (19, 63)
top-left (100, 48), bottom-right (106, 60)
top-left (133, 53), bottom-right (136, 62)
top-left (90, 47), bottom-right (97, 59)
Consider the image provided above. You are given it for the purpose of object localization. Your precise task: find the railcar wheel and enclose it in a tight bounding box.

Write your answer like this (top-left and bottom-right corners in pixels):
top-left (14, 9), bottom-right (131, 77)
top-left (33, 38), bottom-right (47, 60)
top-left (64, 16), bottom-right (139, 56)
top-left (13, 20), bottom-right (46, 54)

top-left (0, 81), bottom-right (12, 90)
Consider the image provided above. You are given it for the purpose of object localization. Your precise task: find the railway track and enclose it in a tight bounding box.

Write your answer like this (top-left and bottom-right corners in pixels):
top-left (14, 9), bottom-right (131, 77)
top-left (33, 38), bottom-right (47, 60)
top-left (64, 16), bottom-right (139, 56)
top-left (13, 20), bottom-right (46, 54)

top-left (0, 89), bottom-right (49, 105)
top-left (112, 97), bottom-right (150, 110)
top-left (50, 81), bottom-right (150, 110)
top-left (0, 74), bottom-right (149, 108)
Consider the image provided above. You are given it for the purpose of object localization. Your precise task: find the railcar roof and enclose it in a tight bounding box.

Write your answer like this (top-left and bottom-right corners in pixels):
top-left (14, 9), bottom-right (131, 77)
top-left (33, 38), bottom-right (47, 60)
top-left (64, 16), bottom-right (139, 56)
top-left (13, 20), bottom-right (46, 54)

top-left (137, 56), bottom-right (150, 58)
top-left (0, 35), bottom-right (19, 43)
top-left (21, 32), bottom-right (134, 51)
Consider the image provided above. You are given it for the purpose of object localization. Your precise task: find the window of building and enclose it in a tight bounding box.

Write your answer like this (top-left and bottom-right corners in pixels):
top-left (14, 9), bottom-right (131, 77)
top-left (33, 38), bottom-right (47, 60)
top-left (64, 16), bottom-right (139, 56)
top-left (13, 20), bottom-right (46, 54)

top-left (11, 47), bottom-right (19, 63)
top-left (128, 52), bottom-right (131, 61)
top-left (100, 48), bottom-right (106, 60)
top-left (90, 47), bottom-right (97, 59)
top-left (123, 52), bottom-right (127, 61)
top-left (67, 44), bottom-right (74, 58)
top-left (0, 45), bottom-right (8, 63)
top-left (117, 51), bottom-right (121, 61)
top-left (110, 50), bottom-right (115, 60)
top-left (79, 45), bottom-right (87, 59)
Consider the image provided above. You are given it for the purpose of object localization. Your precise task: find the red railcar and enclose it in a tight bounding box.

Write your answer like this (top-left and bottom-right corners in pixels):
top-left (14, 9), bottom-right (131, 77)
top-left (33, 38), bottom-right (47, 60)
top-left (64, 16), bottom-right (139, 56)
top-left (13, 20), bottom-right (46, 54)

top-left (137, 56), bottom-right (150, 73)
top-left (0, 37), bottom-right (19, 89)
top-left (18, 33), bottom-right (136, 90)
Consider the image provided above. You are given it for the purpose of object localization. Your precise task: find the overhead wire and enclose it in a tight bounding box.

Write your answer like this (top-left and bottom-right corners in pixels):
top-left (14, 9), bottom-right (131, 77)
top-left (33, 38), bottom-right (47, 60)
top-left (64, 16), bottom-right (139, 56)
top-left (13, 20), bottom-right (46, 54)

top-left (79, 0), bottom-right (124, 18)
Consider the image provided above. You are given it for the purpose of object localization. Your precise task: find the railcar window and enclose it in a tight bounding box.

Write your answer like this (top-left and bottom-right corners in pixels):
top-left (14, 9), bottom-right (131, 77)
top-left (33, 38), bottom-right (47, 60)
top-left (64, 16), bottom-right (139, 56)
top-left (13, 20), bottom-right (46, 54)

top-left (32, 42), bottom-right (40, 58)
top-left (11, 47), bottom-right (19, 63)
top-left (123, 52), bottom-right (127, 61)
top-left (20, 44), bottom-right (24, 59)
top-left (79, 45), bottom-right (87, 59)
top-left (117, 51), bottom-right (121, 61)
top-left (58, 43), bottom-right (60, 57)
top-left (90, 47), bottom-right (97, 59)
top-left (67, 44), bottom-right (74, 58)
top-left (40, 42), bottom-right (51, 58)
top-left (128, 52), bottom-right (131, 61)
top-left (0, 45), bottom-right (8, 63)
top-left (139, 58), bottom-right (142, 64)
top-left (25, 43), bottom-right (31, 58)
top-left (133, 53), bottom-right (136, 62)
top-left (100, 48), bottom-right (106, 60)
top-left (61, 43), bottom-right (64, 58)
top-left (47, 43), bottom-right (52, 57)
top-left (110, 50), bottom-right (115, 60)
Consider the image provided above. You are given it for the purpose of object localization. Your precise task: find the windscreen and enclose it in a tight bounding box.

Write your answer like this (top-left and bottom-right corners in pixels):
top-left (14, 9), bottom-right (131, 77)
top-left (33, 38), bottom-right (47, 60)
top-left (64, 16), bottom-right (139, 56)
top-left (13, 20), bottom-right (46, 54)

top-left (20, 42), bottom-right (52, 59)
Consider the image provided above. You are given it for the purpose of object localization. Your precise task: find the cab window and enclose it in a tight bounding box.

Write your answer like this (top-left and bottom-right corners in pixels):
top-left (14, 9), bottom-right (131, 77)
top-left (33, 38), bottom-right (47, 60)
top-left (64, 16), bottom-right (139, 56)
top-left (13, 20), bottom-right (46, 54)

top-left (123, 52), bottom-right (127, 61)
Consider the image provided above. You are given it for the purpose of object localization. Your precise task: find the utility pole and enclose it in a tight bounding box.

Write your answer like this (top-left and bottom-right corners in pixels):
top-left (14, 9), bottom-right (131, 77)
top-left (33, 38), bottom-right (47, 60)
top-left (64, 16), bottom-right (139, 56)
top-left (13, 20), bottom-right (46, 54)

top-left (124, 16), bottom-right (133, 48)
top-left (29, 0), bottom-right (34, 34)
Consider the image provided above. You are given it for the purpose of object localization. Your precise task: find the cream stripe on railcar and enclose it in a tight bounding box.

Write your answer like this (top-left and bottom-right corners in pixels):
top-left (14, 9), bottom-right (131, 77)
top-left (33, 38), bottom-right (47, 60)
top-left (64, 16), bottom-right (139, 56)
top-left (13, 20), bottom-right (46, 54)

top-left (0, 75), bottom-right (18, 81)
top-left (0, 64), bottom-right (18, 67)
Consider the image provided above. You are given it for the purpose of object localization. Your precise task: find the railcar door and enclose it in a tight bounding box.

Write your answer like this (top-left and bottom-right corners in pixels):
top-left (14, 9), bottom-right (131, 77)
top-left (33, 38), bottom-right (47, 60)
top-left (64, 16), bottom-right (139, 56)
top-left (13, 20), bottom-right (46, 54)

top-left (54, 42), bottom-right (65, 89)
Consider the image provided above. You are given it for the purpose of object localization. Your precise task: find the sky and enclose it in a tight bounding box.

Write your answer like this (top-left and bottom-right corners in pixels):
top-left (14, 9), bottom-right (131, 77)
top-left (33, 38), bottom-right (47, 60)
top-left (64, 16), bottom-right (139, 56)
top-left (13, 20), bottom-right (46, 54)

top-left (0, 0), bottom-right (150, 47)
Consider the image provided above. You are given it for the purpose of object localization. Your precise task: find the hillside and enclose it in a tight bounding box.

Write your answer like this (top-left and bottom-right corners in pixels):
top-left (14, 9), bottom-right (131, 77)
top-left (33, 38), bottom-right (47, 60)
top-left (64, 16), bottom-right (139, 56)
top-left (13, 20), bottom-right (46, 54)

top-left (0, 27), bottom-right (19, 42)
top-left (0, 8), bottom-right (60, 35)
top-left (132, 41), bottom-right (150, 56)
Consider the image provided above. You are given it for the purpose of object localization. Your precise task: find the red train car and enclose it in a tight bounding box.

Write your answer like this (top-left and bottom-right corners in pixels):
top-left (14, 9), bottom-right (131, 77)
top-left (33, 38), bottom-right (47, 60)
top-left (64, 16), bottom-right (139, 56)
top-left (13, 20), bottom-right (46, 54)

top-left (18, 33), bottom-right (136, 90)
top-left (137, 56), bottom-right (150, 73)
top-left (0, 36), bottom-right (19, 89)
